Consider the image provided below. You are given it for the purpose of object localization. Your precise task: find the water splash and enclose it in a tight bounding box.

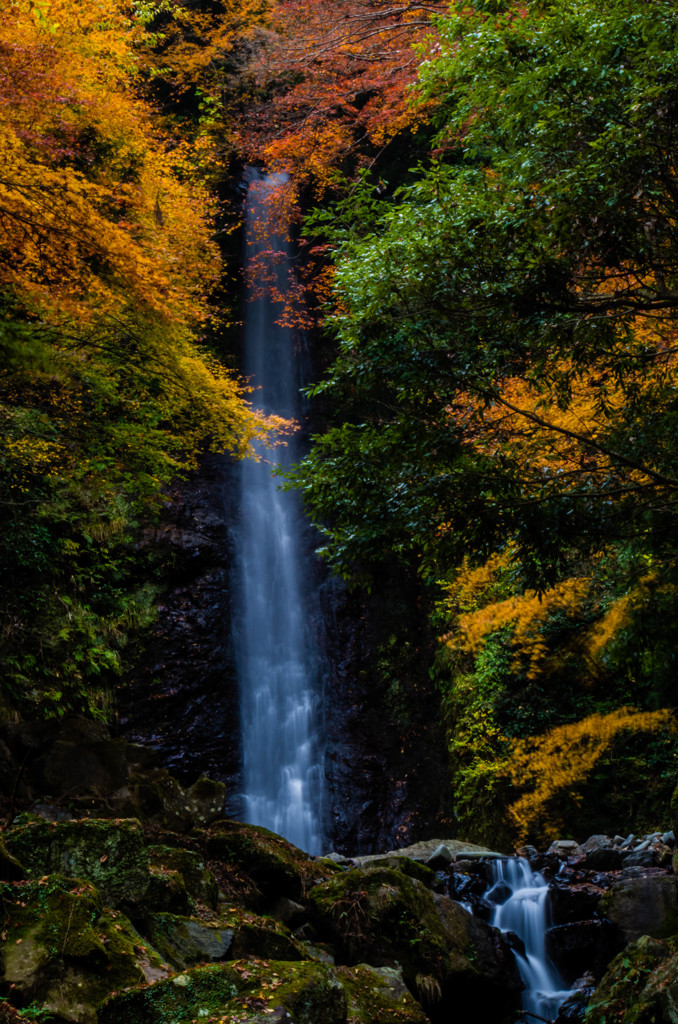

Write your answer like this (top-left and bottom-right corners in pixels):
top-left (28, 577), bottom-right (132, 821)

top-left (233, 168), bottom-right (324, 854)
top-left (489, 858), bottom-right (570, 1022)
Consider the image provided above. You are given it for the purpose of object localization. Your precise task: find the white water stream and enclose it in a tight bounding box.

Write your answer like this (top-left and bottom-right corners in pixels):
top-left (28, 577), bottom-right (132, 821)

top-left (233, 168), bottom-right (324, 854)
top-left (489, 858), bottom-right (570, 1023)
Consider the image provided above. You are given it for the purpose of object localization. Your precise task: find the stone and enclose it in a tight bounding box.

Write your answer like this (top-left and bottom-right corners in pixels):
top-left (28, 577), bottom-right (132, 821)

top-left (581, 835), bottom-right (612, 853)
top-left (146, 865), bottom-right (193, 915)
top-left (184, 776), bottom-right (226, 826)
top-left (583, 847), bottom-right (625, 871)
top-left (0, 875), bottom-right (156, 1024)
top-left (272, 896), bottom-right (308, 928)
top-left (3, 818), bottom-right (149, 908)
top-left (623, 850), bottom-right (660, 869)
top-left (601, 874), bottom-right (678, 944)
top-left (308, 864), bottom-right (521, 1019)
top-left (549, 882), bottom-right (603, 924)
top-left (515, 844), bottom-right (539, 864)
top-left (143, 913), bottom-right (234, 969)
top-left (336, 964), bottom-right (430, 1023)
top-left (545, 920), bottom-right (617, 984)
top-left (548, 840), bottom-right (582, 859)
top-left (205, 819), bottom-right (336, 907)
top-left (148, 845), bottom-right (218, 909)
top-left (662, 831), bottom-right (675, 846)
top-left (426, 843), bottom-right (454, 870)
top-left (486, 880), bottom-right (512, 906)
top-left (554, 972), bottom-right (596, 1024)
top-left (364, 855), bottom-right (439, 889)
top-left (98, 960), bottom-right (348, 1024)
top-left (229, 919), bottom-right (308, 962)
top-left (586, 935), bottom-right (675, 1024)
top-left (352, 838), bottom-right (504, 866)
top-left (324, 851), bottom-right (354, 865)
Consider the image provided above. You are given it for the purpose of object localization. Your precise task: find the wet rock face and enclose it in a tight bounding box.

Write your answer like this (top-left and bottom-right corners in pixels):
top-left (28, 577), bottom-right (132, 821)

top-left (118, 454), bottom-right (242, 807)
top-left (321, 567), bottom-right (452, 854)
top-left (308, 863), bottom-right (522, 1023)
top-left (119, 452), bottom-right (449, 853)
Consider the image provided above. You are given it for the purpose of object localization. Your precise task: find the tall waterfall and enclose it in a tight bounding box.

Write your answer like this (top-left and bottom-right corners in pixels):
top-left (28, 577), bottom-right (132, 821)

top-left (233, 168), bottom-right (324, 854)
top-left (489, 858), bottom-right (569, 1022)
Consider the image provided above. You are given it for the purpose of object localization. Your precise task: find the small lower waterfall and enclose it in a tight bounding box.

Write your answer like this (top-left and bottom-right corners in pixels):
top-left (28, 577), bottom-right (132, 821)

top-left (488, 858), bottom-right (570, 1022)
top-left (233, 168), bottom-right (324, 854)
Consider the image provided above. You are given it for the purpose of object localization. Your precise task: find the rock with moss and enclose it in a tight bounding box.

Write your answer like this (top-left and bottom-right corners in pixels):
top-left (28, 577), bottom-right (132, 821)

top-left (205, 820), bottom-right (337, 907)
top-left (143, 913), bottom-right (235, 970)
top-left (148, 845), bottom-right (218, 909)
top-left (337, 964), bottom-right (430, 1023)
top-left (98, 959), bottom-right (347, 1024)
top-left (229, 917), bottom-right (309, 962)
top-left (308, 864), bottom-right (521, 1021)
top-left (586, 935), bottom-right (677, 1024)
top-left (3, 819), bottom-right (149, 908)
top-left (0, 875), bottom-right (156, 1024)
top-left (127, 768), bottom-right (195, 833)
top-left (145, 864), bottom-right (193, 915)
top-left (601, 875), bottom-right (678, 944)
top-left (361, 856), bottom-right (439, 890)
top-left (184, 777), bottom-right (225, 827)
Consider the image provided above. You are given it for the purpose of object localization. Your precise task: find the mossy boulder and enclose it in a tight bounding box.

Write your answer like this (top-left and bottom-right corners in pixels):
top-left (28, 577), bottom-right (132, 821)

top-left (0, 875), bottom-right (149, 1023)
top-left (308, 865), bottom-right (521, 1021)
top-left (143, 913), bottom-right (234, 970)
top-left (362, 856), bottom-right (438, 890)
top-left (601, 875), bottom-right (678, 944)
top-left (148, 845), bottom-right (218, 909)
top-left (337, 964), bottom-right (430, 1023)
top-left (587, 935), bottom-right (678, 1024)
top-left (205, 820), bottom-right (337, 907)
top-left (229, 917), bottom-right (308, 962)
top-left (145, 865), bottom-right (193, 915)
top-left (98, 959), bottom-right (347, 1024)
top-left (184, 777), bottom-right (226, 827)
top-left (3, 819), bottom-right (149, 908)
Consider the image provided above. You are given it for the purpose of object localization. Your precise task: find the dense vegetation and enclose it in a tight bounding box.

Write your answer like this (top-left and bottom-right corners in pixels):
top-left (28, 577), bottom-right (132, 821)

top-left (0, 0), bottom-right (277, 720)
top-left (1, 0), bottom-right (677, 847)
top-left (288, 0), bottom-right (678, 843)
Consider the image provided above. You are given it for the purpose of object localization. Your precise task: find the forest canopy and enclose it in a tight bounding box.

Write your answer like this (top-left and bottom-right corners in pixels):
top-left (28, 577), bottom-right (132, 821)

top-left (291, 0), bottom-right (678, 841)
top-left (0, 0), bottom-right (277, 719)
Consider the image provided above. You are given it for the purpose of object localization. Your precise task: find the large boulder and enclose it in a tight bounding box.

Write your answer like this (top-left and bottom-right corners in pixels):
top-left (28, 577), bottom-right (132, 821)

top-left (586, 935), bottom-right (678, 1024)
top-left (545, 920), bottom-right (617, 983)
top-left (142, 913), bottom-right (235, 970)
top-left (601, 874), bottom-right (678, 944)
top-left (0, 876), bottom-right (156, 1024)
top-left (98, 960), bottom-right (347, 1024)
top-left (205, 820), bottom-right (336, 907)
top-left (337, 964), bottom-right (430, 1023)
top-left (98, 958), bottom-right (431, 1024)
top-left (148, 845), bottom-right (218, 909)
top-left (3, 818), bottom-right (149, 908)
top-left (308, 864), bottom-right (521, 1021)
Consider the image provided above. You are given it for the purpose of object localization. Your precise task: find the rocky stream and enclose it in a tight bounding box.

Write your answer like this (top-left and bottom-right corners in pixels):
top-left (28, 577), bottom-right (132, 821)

top-left (2, 718), bottom-right (678, 1024)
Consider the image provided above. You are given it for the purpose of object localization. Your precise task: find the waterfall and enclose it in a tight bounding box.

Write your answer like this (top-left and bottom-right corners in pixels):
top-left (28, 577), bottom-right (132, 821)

top-left (233, 167), bottom-right (324, 854)
top-left (488, 858), bottom-right (570, 1022)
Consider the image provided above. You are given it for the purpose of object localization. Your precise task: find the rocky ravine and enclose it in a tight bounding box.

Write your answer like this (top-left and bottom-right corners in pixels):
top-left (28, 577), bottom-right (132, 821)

top-left (2, 724), bottom-right (678, 1023)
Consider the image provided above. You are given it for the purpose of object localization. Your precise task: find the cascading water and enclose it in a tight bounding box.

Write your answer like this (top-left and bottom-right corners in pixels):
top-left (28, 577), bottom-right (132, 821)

top-left (233, 167), bottom-right (324, 854)
top-left (488, 858), bottom-right (570, 1023)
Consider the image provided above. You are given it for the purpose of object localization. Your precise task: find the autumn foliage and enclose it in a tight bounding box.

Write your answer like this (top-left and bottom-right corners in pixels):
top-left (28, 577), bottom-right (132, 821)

top-left (0, 0), bottom-right (279, 717)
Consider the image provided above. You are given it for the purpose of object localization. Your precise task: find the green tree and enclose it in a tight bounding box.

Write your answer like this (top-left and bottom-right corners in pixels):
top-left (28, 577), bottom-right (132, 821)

top-left (295, 0), bottom-right (678, 586)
